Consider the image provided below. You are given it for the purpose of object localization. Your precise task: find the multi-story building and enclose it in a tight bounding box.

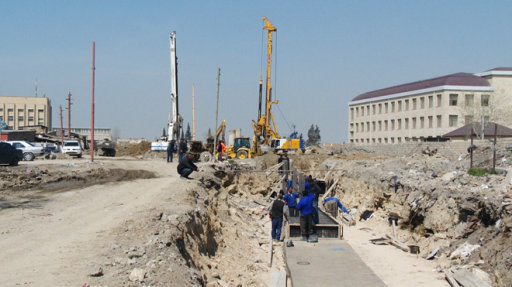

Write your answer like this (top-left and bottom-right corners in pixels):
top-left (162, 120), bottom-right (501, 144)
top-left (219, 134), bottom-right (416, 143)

top-left (51, 127), bottom-right (112, 141)
top-left (0, 96), bottom-right (52, 130)
top-left (348, 68), bottom-right (512, 144)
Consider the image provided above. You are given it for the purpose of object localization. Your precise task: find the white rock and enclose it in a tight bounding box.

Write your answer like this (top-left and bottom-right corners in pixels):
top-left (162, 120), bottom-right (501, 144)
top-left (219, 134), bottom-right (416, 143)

top-left (129, 268), bottom-right (146, 282)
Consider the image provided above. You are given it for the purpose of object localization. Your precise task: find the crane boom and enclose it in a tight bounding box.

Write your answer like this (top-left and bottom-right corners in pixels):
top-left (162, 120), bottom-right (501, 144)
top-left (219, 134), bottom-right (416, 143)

top-left (168, 31), bottom-right (182, 141)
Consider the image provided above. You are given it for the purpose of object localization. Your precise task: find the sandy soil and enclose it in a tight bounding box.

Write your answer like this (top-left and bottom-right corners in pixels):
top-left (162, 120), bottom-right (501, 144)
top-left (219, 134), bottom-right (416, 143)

top-left (0, 158), bottom-right (186, 286)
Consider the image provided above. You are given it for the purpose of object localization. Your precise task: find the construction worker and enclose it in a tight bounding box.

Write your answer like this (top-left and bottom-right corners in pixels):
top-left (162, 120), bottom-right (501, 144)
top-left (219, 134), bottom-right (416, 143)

top-left (283, 185), bottom-right (299, 216)
top-left (323, 197), bottom-right (350, 215)
top-left (177, 154), bottom-right (199, 179)
top-left (217, 140), bottom-right (226, 161)
top-left (269, 191), bottom-right (287, 242)
top-left (167, 140), bottom-right (176, 163)
top-left (296, 189), bottom-right (315, 241)
top-left (309, 176), bottom-right (321, 225)
top-left (178, 139), bottom-right (188, 162)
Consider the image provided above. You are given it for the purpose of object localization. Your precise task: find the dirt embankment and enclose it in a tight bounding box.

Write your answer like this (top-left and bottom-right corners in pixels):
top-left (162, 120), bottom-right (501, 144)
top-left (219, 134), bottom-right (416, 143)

top-left (319, 152), bottom-right (512, 286)
top-left (86, 163), bottom-right (287, 287)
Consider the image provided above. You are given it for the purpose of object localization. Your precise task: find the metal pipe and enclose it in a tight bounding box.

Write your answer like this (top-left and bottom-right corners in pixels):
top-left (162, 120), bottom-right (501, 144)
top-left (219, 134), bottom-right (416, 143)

top-left (192, 84), bottom-right (195, 140)
top-left (60, 105), bottom-right (63, 145)
top-left (91, 41), bottom-right (95, 162)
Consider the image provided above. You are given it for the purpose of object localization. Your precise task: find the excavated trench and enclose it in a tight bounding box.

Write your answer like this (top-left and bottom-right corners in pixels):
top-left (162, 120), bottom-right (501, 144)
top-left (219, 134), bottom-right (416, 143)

top-left (335, 171), bottom-right (512, 286)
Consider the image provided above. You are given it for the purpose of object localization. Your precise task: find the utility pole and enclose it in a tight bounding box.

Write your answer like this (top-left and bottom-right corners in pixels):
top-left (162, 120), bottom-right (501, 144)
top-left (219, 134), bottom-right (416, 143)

top-left (192, 84), bottom-right (196, 140)
top-left (91, 41), bottom-right (96, 162)
top-left (66, 92), bottom-right (72, 138)
top-left (214, 68), bottom-right (221, 159)
top-left (59, 105), bottom-right (64, 145)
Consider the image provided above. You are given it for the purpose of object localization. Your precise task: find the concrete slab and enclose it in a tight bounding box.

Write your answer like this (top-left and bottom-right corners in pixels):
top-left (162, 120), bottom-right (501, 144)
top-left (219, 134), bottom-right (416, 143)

top-left (286, 240), bottom-right (386, 287)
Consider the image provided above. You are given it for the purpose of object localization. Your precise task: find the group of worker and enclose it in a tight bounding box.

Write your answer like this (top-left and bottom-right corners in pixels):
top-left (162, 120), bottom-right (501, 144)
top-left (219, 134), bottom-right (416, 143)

top-left (269, 176), bottom-right (350, 242)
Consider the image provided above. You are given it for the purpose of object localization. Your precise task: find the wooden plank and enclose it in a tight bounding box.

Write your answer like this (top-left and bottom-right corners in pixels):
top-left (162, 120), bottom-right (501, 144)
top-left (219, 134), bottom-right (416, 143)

top-left (320, 178), bottom-right (339, 203)
top-left (266, 162), bottom-right (284, 177)
top-left (385, 234), bottom-right (409, 252)
top-left (269, 271), bottom-right (287, 287)
top-left (452, 269), bottom-right (492, 287)
top-left (268, 237), bottom-right (273, 267)
top-left (425, 247), bottom-right (440, 260)
top-left (444, 270), bottom-right (461, 287)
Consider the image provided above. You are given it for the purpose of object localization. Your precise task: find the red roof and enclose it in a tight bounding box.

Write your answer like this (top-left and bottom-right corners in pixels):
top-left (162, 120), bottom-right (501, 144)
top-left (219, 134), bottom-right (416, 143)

top-left (352, 73), bottom-right (490, 102)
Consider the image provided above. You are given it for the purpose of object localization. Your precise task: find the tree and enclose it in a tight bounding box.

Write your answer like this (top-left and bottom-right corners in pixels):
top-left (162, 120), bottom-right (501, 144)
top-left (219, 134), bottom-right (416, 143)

top-left (185, 123), bottom-right (192, 140)
top-left (306, 124), bottom-right (321, 146)
top-left (180, 128), bottom-right (185, 140)
top-left (162, 127), bottom-right (167, 138)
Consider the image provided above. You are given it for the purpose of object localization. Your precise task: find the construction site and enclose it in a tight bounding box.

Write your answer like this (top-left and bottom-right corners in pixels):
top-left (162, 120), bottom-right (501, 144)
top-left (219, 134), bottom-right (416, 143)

top-left (2, 12), bottom-right (512, 287)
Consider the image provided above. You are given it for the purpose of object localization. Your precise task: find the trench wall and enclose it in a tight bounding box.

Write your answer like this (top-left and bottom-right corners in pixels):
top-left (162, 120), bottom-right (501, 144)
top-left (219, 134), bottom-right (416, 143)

top-left (330, 139), bottom-right (512, 161)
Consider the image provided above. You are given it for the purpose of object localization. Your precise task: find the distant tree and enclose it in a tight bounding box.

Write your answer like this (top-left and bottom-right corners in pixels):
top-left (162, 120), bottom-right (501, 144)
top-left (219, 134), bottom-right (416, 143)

top-left (162, 127), bottom-right (167, 138)
top-left (180, 128), bottom-right (185, 140)
top-left (185, 123), bottom-right (192, 140)
top-left (306, 124), bottom-right (321, 146)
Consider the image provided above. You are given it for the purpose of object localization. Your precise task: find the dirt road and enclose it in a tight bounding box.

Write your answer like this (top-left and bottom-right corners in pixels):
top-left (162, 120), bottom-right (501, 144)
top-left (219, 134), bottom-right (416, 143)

top-left (0, 159), bottom-right (187, 286)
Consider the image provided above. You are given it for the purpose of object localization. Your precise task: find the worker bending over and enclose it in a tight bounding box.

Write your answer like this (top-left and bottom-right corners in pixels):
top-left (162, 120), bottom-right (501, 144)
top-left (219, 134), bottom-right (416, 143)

top-left (177, 154), bottom-right (199, 179)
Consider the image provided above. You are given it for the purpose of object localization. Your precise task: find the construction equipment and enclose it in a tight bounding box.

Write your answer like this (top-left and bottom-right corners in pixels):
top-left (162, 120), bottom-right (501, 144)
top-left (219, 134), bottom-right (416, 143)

top-left (226, 137), bottom-right (252, 159)
top-left (151, 31), bottom-right (183, 151)
top-left (251, 17), bottom-right (304, 155)
top-left (95, 138), bottom-right (116, 157)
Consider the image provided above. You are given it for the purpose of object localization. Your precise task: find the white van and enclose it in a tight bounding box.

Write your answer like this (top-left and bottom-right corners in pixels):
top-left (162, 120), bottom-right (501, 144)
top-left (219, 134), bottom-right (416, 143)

top-left (62, 140), bottom-right (83, 158)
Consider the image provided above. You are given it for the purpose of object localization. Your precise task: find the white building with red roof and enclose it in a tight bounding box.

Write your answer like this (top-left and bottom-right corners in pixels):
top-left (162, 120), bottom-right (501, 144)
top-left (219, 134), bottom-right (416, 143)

top-left (348, 68), bottom-right (512, 144)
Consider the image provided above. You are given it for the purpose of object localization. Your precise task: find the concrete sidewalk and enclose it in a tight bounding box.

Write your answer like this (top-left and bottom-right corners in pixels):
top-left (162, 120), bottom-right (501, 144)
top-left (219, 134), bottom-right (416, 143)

top-left (285, 240), bottom-right (386, 287)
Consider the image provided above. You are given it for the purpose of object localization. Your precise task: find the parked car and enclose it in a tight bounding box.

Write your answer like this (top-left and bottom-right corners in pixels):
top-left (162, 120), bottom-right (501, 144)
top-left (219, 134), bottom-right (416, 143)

top-left (62, 140), bottom-right (83, 157)
top-left (0, 142), bottom-right (23, 166)
top-left (5, 140), bottom-right (45, 161)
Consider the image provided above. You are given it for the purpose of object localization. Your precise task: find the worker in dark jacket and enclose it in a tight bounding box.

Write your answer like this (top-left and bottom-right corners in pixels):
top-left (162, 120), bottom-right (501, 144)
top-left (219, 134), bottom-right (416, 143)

top-left (167, 140), bottom-right (176, 163)
top-left (309, 176), bottom-right (322, 225)
top-left (283, 186), bottom-right (299, 216)
top-left (178, 139), bottom-right (188, 162)
top-left (269, 192), bottom-right (287, 242)
top-left (177, 154), bottom-right (199, 179)
top-left (297, 190), bottom-right (315, 241)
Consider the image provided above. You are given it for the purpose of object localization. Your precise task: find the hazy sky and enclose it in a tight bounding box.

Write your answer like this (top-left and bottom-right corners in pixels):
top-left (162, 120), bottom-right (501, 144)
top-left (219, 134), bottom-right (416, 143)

top-left (1, 1), bottom-right (511, 143)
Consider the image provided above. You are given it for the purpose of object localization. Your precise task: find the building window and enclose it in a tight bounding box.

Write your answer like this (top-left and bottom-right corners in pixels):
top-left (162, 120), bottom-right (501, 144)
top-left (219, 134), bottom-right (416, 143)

top-left (465, 94), bottom-right (474, 106)
top-left (397, 137), bottom-right (402, 143)
top-left (449, 115), bottom-right (458, 127)
top-left (378, 121), bottom-right (382, 131)
top-left (0, 108), bottom-right (3, 112)
top-left (391, 137), bottom-right (394, 143)
top-left (449, 94), bottom-right (458, 106)
top-left (397, 119), bottom-right (402, 130)
top-left (8, 108), bottom-right (14, 113)
top-left (0, 116), bottom-right (3, 121)
top-left (437, 115), bottom-right (442, 128)
top-left (372, 104), bottom-right (376, 115)
top-left (367, 105), bottom-right (370, 115)
top-left (28, 116), bottom-right (34, 122)
top-left (391, 102), bottom-right (395, 112)
top-left (18, 116), bottom-right (24, 122)
top-left (38, 109), bottom-right (44, 113)
top-left (481, 94), bottom-right (490, 106)
top-left (428, 96), bottom-right (433, 108)
top-left (372, 121), bottom-right (376, 131)
top-left (360, 123), bottom-right (364, 131)
top-left (356, 107), bottom-right (359, 117)
top-left (405, 99), bottom-right (409, 111)
top-left (378, 104), bottom-right (382, 114)
top-left (372, 138), bottom-right (376, 143)
top-left (412, 117), bottom-right (417, 129)
top-left (385, 103), bottom-right (388, 113)
top-left (18, 109), bottom-right (24, 113)
top-left (397, 101), bottom-right (402, 112)
top-left (38, 118), bottom-right (44, 125)
top-left (437, 94), bottom-right (442, 107)
top-left (412, 98), bottom-right (417, 110)
top-left (391, 119), bottom-right (395, 130)
top-left (384, 138), bottom-right (388, 143)
top-left (420, 97), bottom-right (425, 109)
top-left (28, 108), bottom-right (34, 113)
top-left (465, 115), bottom-right (473, 124)
top-left (405, 118), bottom-right (409, 129)
top-left (420, 117), bottom-right (424, 128)
top-left (428, 116), bottom-right (433, 128)
top-left (367, 122), bottom-right (370, 132)
top-left (350, 108), bottom-right (354, 120)
top-left (384, 120), bottom-right (388, 131)
top-left (356, 123), bottom-right (359, 132)
top-left (361, 107), bottom-right (364, 117)
top-left (8, 116), bottom-right (14, 121)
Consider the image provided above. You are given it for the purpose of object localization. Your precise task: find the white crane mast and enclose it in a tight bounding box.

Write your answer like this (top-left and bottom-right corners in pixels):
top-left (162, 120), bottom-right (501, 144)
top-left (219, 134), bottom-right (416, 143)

top-left (168, 31), bottom-right (182, 141)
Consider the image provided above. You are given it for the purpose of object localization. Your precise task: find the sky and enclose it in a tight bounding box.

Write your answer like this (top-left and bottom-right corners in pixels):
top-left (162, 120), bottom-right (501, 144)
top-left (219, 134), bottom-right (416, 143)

top-left (1, 1), bottom-right (512, 143)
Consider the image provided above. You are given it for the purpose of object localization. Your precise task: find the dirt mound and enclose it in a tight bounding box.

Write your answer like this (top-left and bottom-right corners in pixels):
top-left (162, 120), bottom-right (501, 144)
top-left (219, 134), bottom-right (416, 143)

top-left (116, 141), bottom-right (151, 157)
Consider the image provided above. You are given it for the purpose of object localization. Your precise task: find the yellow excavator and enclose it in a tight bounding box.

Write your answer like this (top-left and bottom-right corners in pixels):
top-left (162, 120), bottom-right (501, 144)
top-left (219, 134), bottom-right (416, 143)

top-left (214, 120), bottom-right (252, 159)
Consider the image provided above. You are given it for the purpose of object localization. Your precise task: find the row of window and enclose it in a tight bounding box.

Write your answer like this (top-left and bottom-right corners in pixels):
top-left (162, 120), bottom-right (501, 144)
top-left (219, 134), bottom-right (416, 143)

top-left (0, 108), bottom-right (45, 113)
top-left (0, 115), bottom-right (41, 123)
top-left (350, 137), bottom-right (426, 144)
top-left (351, 114), bottom-right (463, 133)
top-left (350, 93), bottom-right (490, 120)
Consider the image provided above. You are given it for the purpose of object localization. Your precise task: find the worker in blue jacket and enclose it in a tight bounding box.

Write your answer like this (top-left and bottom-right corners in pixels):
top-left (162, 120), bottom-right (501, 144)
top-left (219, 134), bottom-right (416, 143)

top-left (323, 197), bottom-right (350, 214)
top-left (283, 186), bottom-right (300, 216)
top-left (296, 190), bottom-right (315, 241)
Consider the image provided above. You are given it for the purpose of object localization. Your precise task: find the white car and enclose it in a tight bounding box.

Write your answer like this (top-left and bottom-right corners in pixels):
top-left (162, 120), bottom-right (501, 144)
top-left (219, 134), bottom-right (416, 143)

top-left (5, 140), bottom-right (45, 161)
top-left (62, 140), bottom-right (83, 157)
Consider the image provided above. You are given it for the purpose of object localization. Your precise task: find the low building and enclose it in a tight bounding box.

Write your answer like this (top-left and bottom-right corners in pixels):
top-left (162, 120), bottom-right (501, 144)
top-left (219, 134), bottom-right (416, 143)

top-left (51, 127), bottom-right (112, 141)
top-left (0, 96), bottom-right (52, 130)
top-left (348, 67), bottom-right (512, 144)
